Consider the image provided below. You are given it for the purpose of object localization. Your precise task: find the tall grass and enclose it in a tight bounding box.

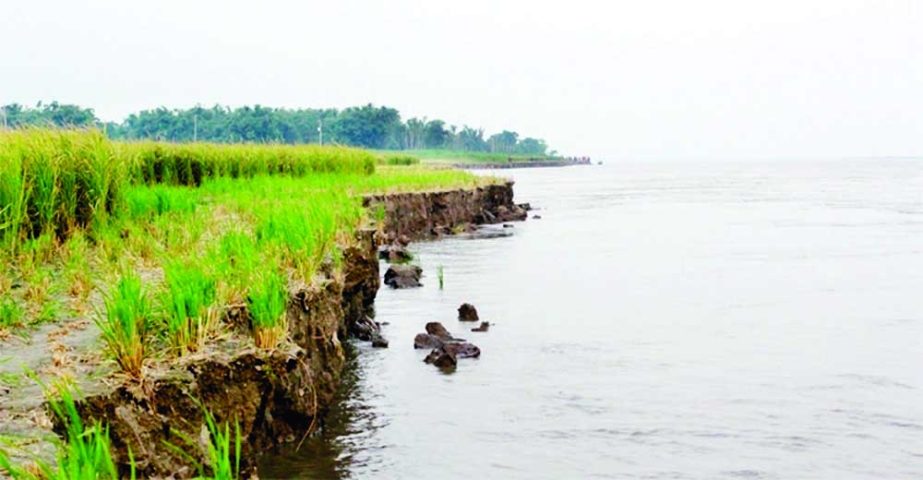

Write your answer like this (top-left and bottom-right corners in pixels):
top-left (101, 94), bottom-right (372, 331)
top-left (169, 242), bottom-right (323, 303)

top-left (0, 129), bottom-right (123, 251)
top-left (96, 271), bottom-right (150, 379)
top-left (161, 261), bottom-right (217, 355)
top-left (119, 141), bottom-right (376, 186)
top-left (1, 129), bottom-right (377, 253)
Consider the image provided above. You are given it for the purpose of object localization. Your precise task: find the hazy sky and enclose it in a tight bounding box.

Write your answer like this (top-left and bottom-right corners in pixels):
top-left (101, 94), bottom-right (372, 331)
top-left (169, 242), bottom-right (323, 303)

top-left (2, 0), bottom-right (921, 159)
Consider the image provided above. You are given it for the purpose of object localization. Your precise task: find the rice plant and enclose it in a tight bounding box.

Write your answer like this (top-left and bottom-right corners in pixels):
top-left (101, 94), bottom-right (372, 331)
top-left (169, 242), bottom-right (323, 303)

top-left (247, 270), bottom-right (287, 349)
top-left (63, 232), bottom-right (92, 302)
top-left (121, 140), bottom-right (376, 186)
top-left (201, 410), bottom-right (241, 480)
top-left (213, 231), bottom-right (260, 304)
top-left (96, 271), bottom-right (150, 379)
top-left (0, 379), bottom-right (131, 480)
top-left (164, 407), bottom-right (241, 480)
top-left (0, 293), bottom-right (24, 330)
top-left (0, 129), bottom-right (123, 250)
top-left (161, 261), bottom-right (217, 355)
top-left (122, 184), bottom-right (198, 220)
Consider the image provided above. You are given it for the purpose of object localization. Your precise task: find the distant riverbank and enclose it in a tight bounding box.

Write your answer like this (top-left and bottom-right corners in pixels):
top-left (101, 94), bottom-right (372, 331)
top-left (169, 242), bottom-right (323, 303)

top-left (378, 149), bottom-right (593, 168)
top-left (452, 157), bottom-right (593, 169)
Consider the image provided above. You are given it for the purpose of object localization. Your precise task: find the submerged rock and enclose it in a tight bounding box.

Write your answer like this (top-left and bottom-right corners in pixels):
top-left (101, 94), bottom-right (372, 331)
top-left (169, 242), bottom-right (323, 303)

top-left (424, 341), bottom-right (481, 369)
top-left (378, 244), bottom-right (413, 263)
top-left (443, 342), bottom-right (481, 358)
top-left (458, 303), bottom-right (479, 322)
top-left (418, 321), bottom-right (480, 370)
top-left (414, 333), bottom-right (444, 349)
top-left (471, 322), bottom-right (490, 332)
top-left (383, 264), bottom-right (422, 288)
top-left (415, 322), bottom-right (465, 349)
top-left (532, 214), bottom-right (542, 219)
top-left (349, 315), bottom-right (380, 341)
top-left (424, 347), bottom-right (457, 369)
top-left (371, 333), bottom-right (389, 348)
top-left (466, 227), bottom-right (514, 240)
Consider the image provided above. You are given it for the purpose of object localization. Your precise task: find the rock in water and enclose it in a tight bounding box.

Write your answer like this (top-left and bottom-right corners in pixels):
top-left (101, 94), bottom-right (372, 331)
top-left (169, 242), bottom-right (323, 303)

top-left (444, 342), bottom-right (481, 358)
top-left (471, 322), bottom-right (490, 332)
top-left (349, 315), bottom-right (380, 341)
top-left (414, 333), bottom-right (444, 349)
top-left (383, 264), bottom-right (422, 288)
top-left (378, 244), bottom-right (413, 263)
top-left (371, 333), bottom-right (389, 348)
top-left (425, 322), bottom-right (454, 340)
top-left (458, 303), bottom-right (479, 321)
top-left (424, 347), bottom-right (457, 369)
top-left (418, 322), bottom-right (479, 368)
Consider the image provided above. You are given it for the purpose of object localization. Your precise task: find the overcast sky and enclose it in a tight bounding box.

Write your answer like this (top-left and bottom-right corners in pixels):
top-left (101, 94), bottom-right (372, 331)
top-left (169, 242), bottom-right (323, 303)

top-left (2, 0), bottom-right (921, 159)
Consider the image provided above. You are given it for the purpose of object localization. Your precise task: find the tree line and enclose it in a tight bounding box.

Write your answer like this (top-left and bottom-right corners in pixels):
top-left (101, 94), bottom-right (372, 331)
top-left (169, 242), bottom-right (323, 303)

top-left (1, 102), bottom-right (553, 156)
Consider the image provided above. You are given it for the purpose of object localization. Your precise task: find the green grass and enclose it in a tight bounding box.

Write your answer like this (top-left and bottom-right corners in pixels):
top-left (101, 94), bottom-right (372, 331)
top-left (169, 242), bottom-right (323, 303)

top-left (0, 129), bottom-right (123, 252)
top-left (96, 271), bottom-right (150, 379)
top-left (165, 408), bottom-right (241, 480)
top-left (119, 141), bottom-right (376, 186)
top-left (247, 269), bottom-right (287, 349)
top-left (160, 261), bottom-right (217, 355)
top-left (0, 130), bottom-right (377, 252)
top-left (62, 232), bottom-right (92, 303)
top-left (0, 293), bottom-right (24, 330)
top-left (0, 380), bottom-right (130, 480)
top-left (376, 153), bottom-right (420, 166)
top-left (200, 410), bottom-right (242, 480)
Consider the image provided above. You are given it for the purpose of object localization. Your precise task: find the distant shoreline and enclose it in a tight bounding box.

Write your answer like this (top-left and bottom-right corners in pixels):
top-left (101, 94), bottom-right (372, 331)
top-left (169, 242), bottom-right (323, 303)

top-left (452, 157), bottom-right (593, 169)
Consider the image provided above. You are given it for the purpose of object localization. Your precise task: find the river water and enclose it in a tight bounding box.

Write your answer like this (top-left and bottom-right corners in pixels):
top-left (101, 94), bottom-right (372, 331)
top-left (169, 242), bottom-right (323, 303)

top-left (263, 160), bottom-right (923, 479)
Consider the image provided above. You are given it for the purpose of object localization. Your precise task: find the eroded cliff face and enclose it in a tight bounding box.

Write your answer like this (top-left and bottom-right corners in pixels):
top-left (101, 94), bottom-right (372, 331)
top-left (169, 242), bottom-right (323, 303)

top-left (69, 182), bottom-right (523, 477)
top-left (363, 182), bottom-right (527, 240)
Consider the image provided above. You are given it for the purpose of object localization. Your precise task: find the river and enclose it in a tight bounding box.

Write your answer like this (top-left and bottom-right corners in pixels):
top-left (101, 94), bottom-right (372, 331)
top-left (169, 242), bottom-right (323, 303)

top-left (263, 160), bottom-right (923, 479)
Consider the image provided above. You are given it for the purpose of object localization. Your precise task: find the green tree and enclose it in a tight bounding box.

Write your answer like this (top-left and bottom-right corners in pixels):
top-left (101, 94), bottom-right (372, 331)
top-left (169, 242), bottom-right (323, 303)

top-left (327, 104), bottom-right (401, 148)
top-left (422, 120), bottom-right (450, 148)
top-left (488, 130), bottom-right (519, 153)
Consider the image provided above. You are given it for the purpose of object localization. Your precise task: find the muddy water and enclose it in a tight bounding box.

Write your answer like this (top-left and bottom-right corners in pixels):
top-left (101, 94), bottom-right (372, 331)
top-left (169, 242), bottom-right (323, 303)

top-left (263, 161), bottom-right (923, 479)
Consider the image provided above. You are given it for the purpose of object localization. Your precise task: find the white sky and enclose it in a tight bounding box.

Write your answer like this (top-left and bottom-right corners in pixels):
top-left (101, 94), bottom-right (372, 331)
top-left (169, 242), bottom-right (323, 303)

top-left (2, 0), bottom-right (921, 159)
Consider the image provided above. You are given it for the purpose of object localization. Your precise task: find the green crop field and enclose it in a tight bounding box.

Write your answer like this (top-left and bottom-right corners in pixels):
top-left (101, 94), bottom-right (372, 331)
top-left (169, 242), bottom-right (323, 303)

top-left (0, 128), bottom-right (494, 366)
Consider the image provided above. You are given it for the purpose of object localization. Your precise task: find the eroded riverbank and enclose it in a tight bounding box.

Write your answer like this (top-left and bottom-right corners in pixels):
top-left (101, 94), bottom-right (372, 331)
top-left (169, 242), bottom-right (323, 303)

top-left (0, 181), bottom-right (527, 477)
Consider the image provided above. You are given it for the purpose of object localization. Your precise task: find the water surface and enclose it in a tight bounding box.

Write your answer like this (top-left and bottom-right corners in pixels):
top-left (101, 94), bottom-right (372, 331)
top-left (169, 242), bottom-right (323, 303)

top-left (264, 160), bottom-right (923, 479)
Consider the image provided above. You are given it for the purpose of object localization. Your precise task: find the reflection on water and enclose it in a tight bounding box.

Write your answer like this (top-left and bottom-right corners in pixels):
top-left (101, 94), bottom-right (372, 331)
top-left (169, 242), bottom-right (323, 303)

top-left (262, 160), bottom-right (923, 479)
